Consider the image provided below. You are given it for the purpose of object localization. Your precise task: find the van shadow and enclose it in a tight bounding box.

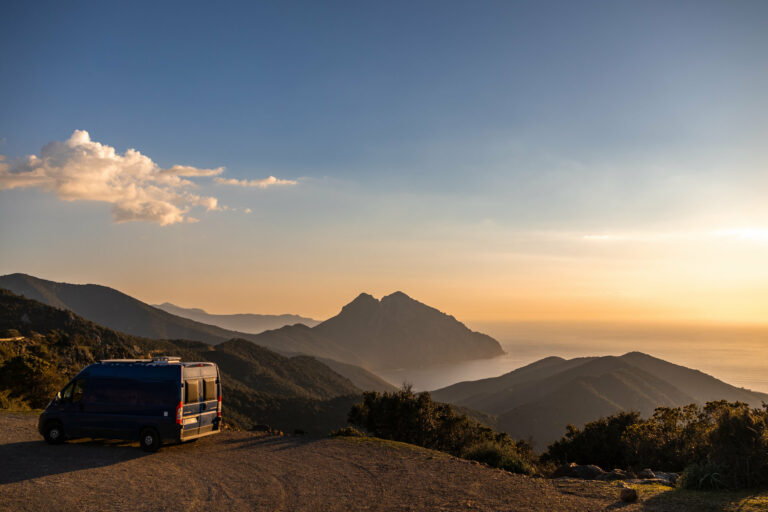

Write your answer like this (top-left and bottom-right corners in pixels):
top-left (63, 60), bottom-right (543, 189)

top-left (0, 439), bottom-right (149, 485)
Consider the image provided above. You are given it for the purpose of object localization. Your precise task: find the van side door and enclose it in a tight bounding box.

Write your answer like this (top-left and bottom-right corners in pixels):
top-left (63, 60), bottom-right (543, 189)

top-left (58, 377), bottom-right (89, 437)
top-left (181, 378), bottom-right (202, 438)
top-left (198, 377), bottom-right (219, 435)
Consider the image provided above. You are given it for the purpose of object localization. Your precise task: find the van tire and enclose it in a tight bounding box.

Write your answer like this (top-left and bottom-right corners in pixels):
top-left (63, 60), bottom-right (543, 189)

top-left (43, 421), bottom-right (65, 445)
top-left (139, 428), bottom-right (161, 452)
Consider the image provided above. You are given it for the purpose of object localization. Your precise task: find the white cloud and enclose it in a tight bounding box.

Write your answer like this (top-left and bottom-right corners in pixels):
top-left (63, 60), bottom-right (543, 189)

top-left (214, 175), bottom-right (297, 188)
top-left (581, 228), bottom-right (768, 244)
top-left (0, 130), bottom-right (225, 225)
top-left (161, 165), bottom-right (224, 177)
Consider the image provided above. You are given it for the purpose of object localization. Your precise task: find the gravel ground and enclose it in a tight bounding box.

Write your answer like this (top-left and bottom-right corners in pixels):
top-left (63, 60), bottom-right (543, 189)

top-left (0, 412), bottom-right (711, 511)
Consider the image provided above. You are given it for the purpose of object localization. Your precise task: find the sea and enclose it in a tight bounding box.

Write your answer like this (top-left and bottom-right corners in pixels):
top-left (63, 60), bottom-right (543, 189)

top-left (377, 321), bottom-right (768, 394)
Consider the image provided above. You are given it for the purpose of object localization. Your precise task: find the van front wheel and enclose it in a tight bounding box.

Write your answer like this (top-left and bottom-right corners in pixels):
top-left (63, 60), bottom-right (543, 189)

top-left (43, 422), bottom-right (65, 445)
top-left (139, 428), bottom-right (161, 452)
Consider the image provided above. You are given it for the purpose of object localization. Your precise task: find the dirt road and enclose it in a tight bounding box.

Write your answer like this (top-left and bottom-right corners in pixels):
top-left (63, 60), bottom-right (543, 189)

top-left (0, 412), bottom-right (688, 511)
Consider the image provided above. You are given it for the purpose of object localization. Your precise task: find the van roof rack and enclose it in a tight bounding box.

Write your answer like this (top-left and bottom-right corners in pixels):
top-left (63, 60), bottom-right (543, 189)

top-left (100, 359), bottom-right (152, 363)
top-left (152, 356), bottom-right (181, 362)
top-left (99, 356), bottom-right (182, 364)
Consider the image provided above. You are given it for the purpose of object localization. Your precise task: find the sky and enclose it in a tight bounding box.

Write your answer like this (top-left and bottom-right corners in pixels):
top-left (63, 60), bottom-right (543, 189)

top-left (1, 0), bottom-right (767, 324)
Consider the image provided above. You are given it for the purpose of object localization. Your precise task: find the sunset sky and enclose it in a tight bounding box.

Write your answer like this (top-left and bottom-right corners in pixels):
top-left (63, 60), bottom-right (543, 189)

top-left (1, 1), bottom-right (767, 324)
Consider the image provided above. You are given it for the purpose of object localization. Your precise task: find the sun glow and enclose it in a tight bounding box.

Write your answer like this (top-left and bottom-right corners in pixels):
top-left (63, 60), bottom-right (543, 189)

top-left (711, 228), bottom-right (768, 243)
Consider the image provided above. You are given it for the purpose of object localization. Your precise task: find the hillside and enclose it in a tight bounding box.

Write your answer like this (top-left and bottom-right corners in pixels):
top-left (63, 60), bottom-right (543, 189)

top-left (0, 274), bottom-right (392, 388)
top-left (0, 273), bottom-right (244, 344)
top-left (315, 357), bottom-right (397, 393)
top-left (0, 288), bottom-right (359, 434)
top-left (154, 302), bottom-right (320, 333)
top-left (432, 353), bottom-right (768, 448)
top-left (253, 291), bottom-right (505, 370)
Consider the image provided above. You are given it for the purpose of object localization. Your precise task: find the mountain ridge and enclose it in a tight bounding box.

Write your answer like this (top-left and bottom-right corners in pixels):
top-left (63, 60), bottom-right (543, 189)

top-left (432, 351), bottom-right (768, 448)
top-left (0, 273), bottom-right (503, 372)
top-left (153, 302), bottom-right (320, 333)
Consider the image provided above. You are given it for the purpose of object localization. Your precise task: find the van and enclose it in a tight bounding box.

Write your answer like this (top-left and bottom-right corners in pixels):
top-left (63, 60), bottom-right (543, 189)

top-left (37, 357), bottom-right (222, 451)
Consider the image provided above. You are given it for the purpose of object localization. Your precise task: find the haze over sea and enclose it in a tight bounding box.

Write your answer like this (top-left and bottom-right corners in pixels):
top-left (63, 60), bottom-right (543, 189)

top-left (379, 322), bottom-right (768, 394)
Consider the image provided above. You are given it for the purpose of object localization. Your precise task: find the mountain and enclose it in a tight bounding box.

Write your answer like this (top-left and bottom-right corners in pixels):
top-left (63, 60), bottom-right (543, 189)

top-left (0, 288), bottom-right (360, 434)
top-left (0, 274), bottom-right (502, 371)
top-left (153, 302), bottom-right (320, 333)
top-left (251, 292), bottom-right (505, 370)
top-left (0, 274), bottom-right (392, 387)
top-left (432, 353), bottom-right (768, 448)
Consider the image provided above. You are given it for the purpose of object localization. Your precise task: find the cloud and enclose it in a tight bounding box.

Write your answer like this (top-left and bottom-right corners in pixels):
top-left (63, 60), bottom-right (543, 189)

top-left (581, 228), bottom-right (768, 244)
top-left (0, 130), bottom-right (225, 225)
top-left (161, 165), bottom-right (224, 177)
top-left (214, 175), bottom-right (298, 188)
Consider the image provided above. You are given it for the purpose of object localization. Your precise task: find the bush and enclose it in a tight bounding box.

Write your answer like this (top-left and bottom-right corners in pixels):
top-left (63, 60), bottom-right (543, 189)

top-left (461, 440), bottom-right (535, 475)
top-left (542, 411), bottom-right (641, 469)
top-left (0, 389), bottom-right (31, 410)
top-left (348, 385), bottom-right (537, 473)
top-left (330, 426), bottom-right (365, 437)
top-left (678, 462), bottom-right (727, 490)
top-left (706, 403), bottom-right (768, 489)
top-left (0, 354), bottom-right (67, 408)
top-left (543, 401), bottom-right (768, 489)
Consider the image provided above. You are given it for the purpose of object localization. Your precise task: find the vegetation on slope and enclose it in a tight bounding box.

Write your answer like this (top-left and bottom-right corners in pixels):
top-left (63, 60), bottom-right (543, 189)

top-left (543, 401), bottom-right (768, 489)
top-left (347, 386), bottom-right (537, 475)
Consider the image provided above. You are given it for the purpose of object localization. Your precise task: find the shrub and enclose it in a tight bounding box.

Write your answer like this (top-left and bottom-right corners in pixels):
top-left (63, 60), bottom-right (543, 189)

top-left (678, 462), bottom-right (727, 490)
top-left (461, 440), bottom-right (535, 475)
top-left (0, 354), bottom-right (67, 408)
top-left (348, 385), bottom-right (537, 473)
top-left (706, 403), bottom-right (768, 489)
top-left (542, 411), bottom-right (641, 469)
top-left (330, 426), bottom-right (365, 437)
top-left (543, 401), bottom-right (768, 489)
top-left (0, 389), bottom-right (31, 410)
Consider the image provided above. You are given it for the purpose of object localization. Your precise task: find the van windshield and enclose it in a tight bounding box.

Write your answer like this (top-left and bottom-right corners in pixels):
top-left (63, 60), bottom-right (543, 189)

top-left (60, 382), bottom-right (74, 401)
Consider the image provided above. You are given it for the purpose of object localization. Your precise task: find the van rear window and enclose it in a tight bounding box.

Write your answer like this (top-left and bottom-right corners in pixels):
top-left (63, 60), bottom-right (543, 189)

top-left (185, 379), bottom-right (200, 403)
top-left (203, 379), bottom-right (217, 401)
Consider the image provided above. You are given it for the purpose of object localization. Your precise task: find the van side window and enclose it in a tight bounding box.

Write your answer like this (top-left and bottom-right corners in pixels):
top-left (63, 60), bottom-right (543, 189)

top-left (203, 379), bottom-right (217, 401)
top-left (86, 378), bottom-right (177, 405)
top-left (185, 379), bottom-right (200, 404)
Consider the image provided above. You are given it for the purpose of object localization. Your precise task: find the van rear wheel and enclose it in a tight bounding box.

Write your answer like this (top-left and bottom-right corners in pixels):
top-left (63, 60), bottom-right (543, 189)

top-left (43, 422), bottom-right (65, 445)
top-left (139, 428), bottom-right (161, 452)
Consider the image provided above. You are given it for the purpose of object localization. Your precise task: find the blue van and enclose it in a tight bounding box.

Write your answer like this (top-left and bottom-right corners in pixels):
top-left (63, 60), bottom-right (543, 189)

top-left (37, 357), bottom-right (222, 451)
